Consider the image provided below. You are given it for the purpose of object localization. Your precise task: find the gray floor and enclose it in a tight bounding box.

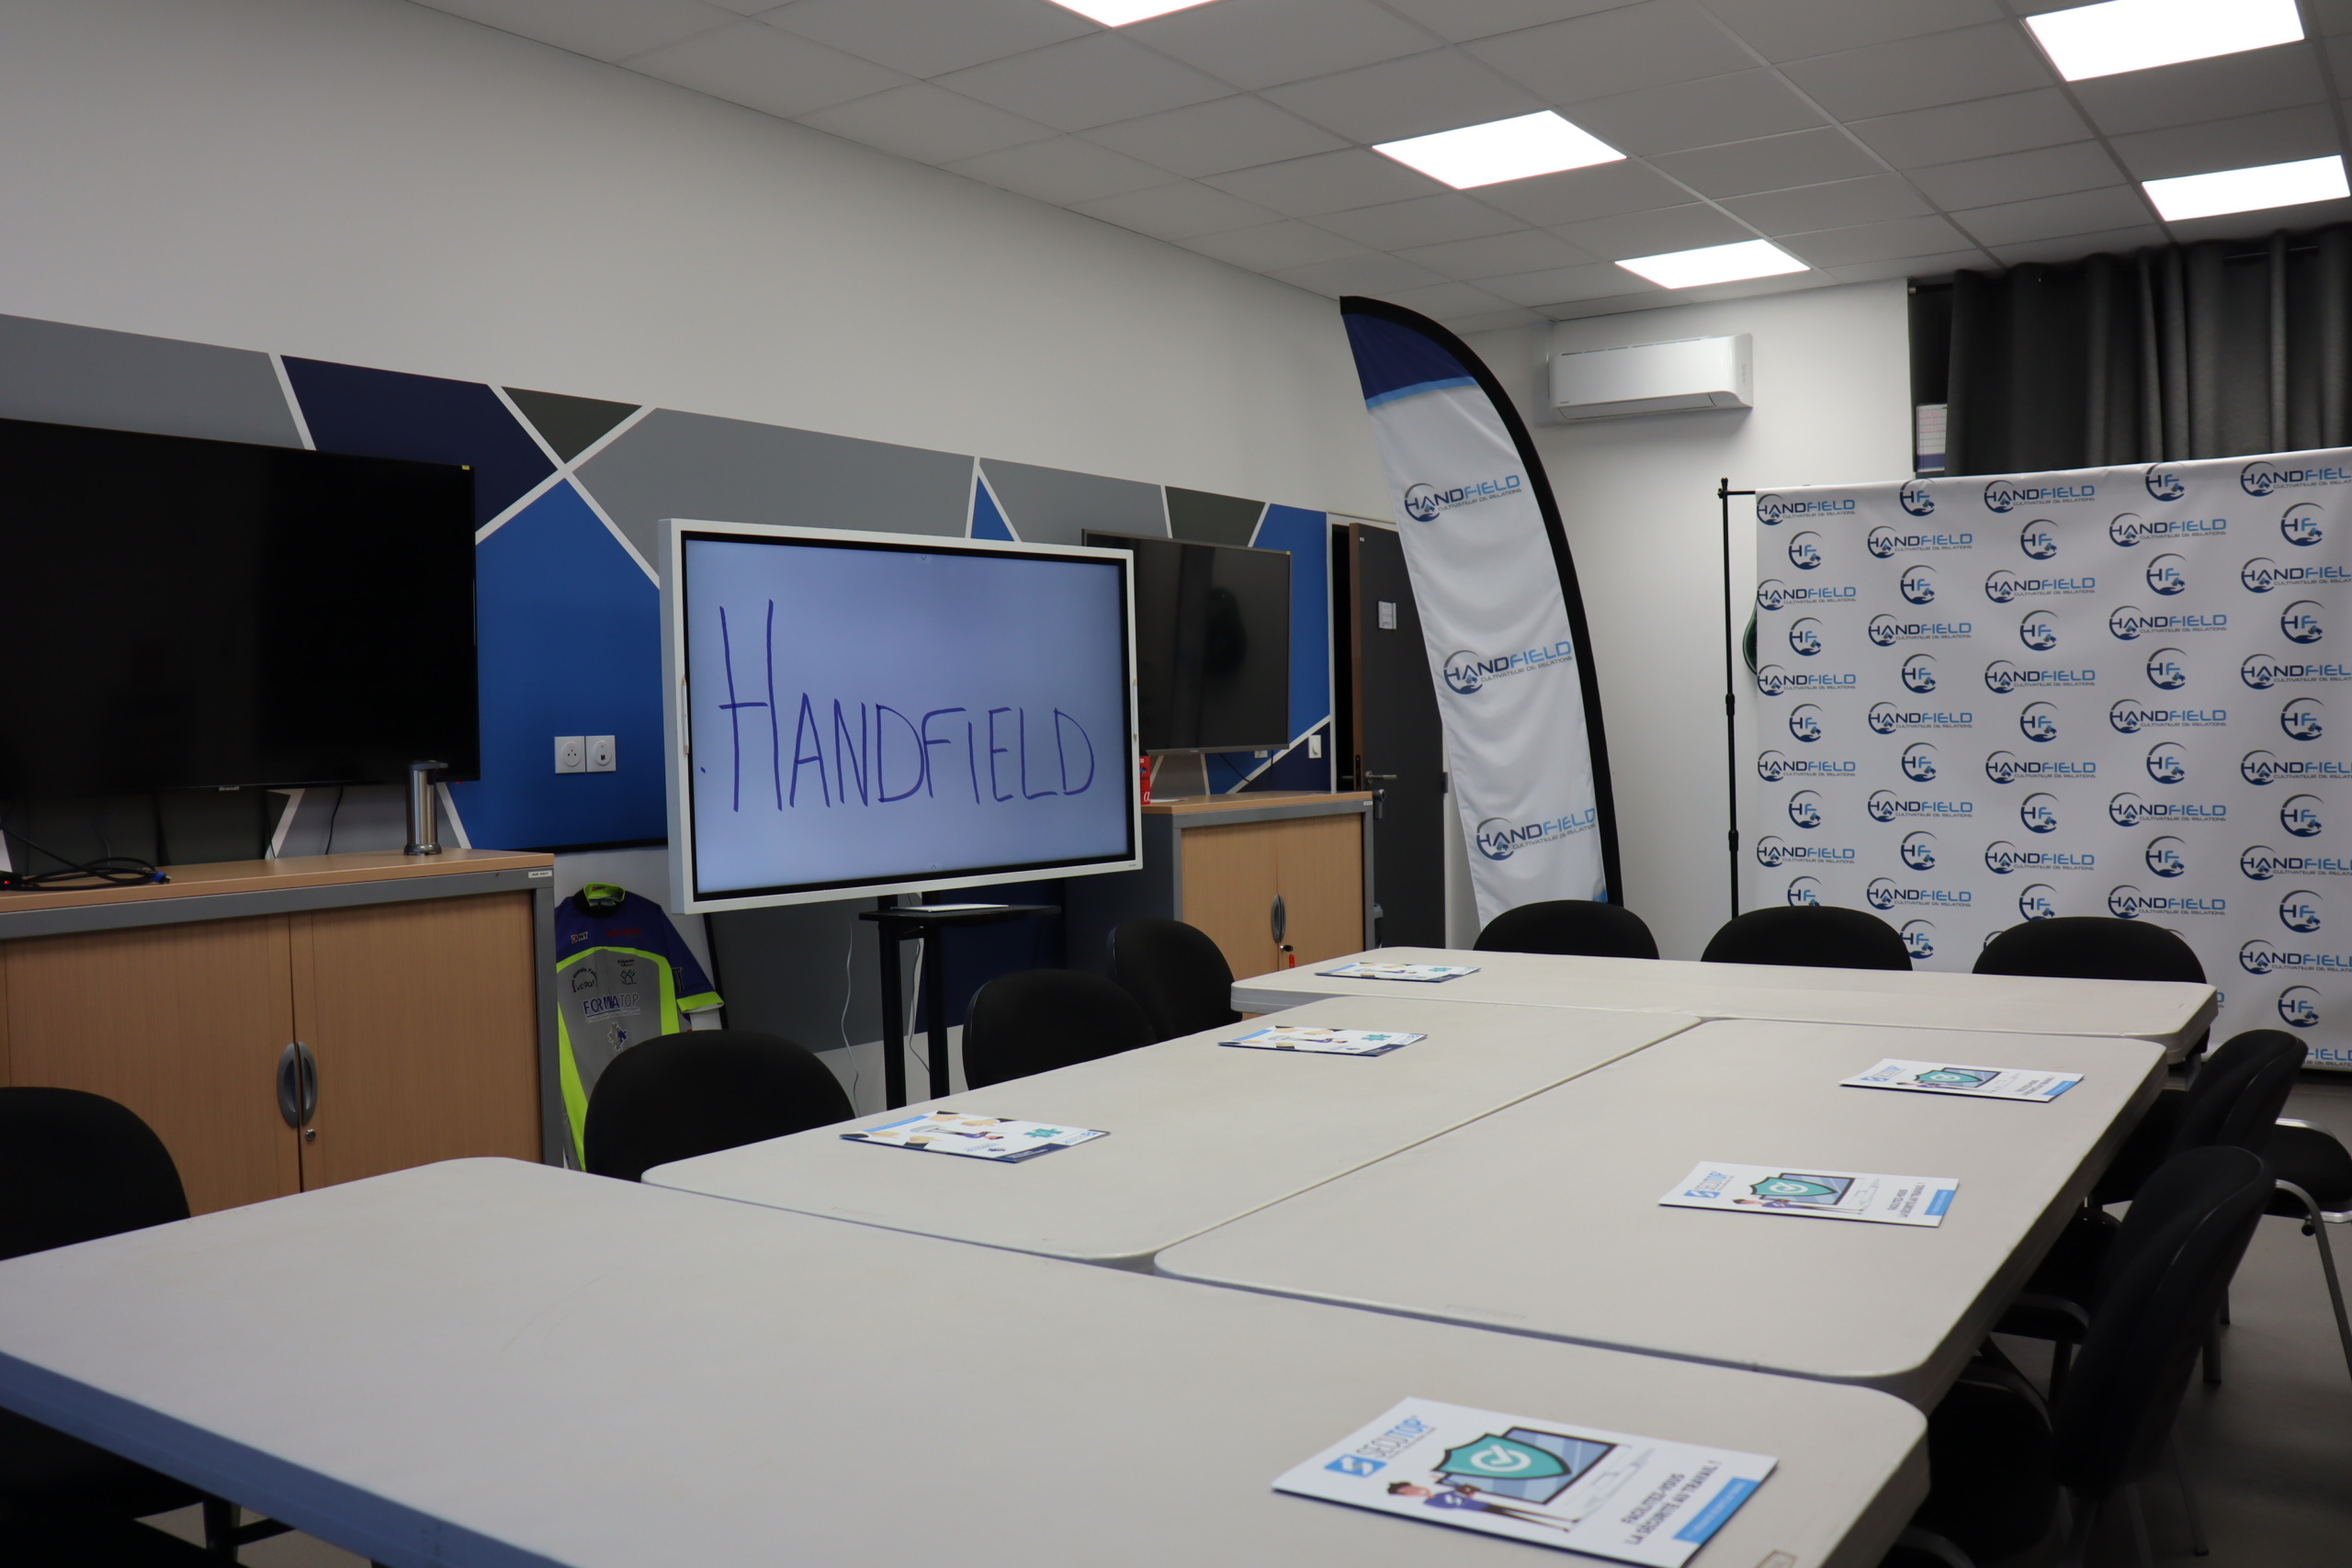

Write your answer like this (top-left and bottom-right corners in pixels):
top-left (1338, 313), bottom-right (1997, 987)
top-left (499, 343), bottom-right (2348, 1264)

top-left (145, 1077), bottom-right (2352, 1568)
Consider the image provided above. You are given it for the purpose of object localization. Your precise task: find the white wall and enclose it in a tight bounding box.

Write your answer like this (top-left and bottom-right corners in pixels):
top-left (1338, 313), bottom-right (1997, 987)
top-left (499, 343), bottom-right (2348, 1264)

top-left (1464, 281), bottom-right (1912, 960)
top-left (0, 0), bottom-right (1388, 518)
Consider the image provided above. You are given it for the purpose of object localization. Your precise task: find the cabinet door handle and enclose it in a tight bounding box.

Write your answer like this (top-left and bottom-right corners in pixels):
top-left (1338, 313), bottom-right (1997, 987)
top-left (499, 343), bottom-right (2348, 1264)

top-left (278, 1043), bottom-right (320, 1129)
top-left (1271, 893), bottom-right (1287, 944)
top-left (299, 1042), bottom-right (319, 1126)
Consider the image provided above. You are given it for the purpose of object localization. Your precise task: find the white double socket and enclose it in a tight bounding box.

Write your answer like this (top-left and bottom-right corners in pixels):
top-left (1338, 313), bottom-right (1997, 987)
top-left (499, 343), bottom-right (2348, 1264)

top-left (555, 736), bottom-right (617, 774)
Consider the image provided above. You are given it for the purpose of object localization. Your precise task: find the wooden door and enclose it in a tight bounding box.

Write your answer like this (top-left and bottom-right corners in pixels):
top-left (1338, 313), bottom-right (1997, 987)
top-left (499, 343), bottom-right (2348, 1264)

top-left (1275, 813), bottom-right (1366, 967)
top-left (2, 916), bottom-right (300, 1214)
top-left (289, 892), bottom-right (540, 1190)
top-left (1179, 820), bottom-right (1283, 980)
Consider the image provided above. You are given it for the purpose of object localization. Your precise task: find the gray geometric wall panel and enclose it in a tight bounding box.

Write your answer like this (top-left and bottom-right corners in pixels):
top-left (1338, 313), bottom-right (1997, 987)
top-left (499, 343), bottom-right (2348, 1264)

top-left (978, 458), bottom-right (1168, 546)
top-left (1166, 486), bottom-right (1268, 546)
top-left (0, 313), bottom-right (302, 449)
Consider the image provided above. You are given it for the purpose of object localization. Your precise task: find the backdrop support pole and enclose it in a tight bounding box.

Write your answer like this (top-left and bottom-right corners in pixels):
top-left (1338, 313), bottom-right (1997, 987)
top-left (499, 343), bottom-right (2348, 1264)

top-left (1719, 479), bottom-right (1754, 923)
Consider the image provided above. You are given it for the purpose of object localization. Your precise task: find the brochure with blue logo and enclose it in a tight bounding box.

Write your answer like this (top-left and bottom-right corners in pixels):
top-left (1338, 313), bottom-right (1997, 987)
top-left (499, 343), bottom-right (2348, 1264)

top-left (1841, 1058), bottom-right (2082, 1103)
top-left (1274, 1396), bottom-right (1773, 1566)
top-left (841, 1111), bottom-right (1105, 1162)
top-left (1661, 1161), bottom-right (1957, 1227)
top-left (1317, 962), bottom-right (1479, 983)
top-left (1222, 1025), bottom-right (1426, 1056)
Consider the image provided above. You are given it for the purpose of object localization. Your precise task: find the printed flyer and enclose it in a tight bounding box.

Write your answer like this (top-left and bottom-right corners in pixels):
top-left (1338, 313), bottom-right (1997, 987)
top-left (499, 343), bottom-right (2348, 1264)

top-left (1223, 1026), bottom-right (1426, 1056)
top-left (1318, 963), bottom-right (1479, 983)
top-left (1660, 1162), bottom-right (1957, 1227)
top-left (841, 1111), bottom-right (1104, 1162)
top-left (1840, 1059), bottom-right (2081, 1103)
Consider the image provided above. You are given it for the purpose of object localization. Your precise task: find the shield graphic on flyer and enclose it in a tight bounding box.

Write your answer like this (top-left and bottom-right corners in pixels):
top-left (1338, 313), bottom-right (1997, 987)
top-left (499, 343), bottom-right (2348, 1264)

top-left (1439, 1436), bottom-right (1566, 1483)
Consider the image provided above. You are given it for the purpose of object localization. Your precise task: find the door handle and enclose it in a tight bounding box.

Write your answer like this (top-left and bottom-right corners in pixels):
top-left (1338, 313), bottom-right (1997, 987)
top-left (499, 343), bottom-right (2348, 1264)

top-left (277, 1042), bottom-right (319, 1129)
top-left (1272, 894), bottom-right (1295, 967)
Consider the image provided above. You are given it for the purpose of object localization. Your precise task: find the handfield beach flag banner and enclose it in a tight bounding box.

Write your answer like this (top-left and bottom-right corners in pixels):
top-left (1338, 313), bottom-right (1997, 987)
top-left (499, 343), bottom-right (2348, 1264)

top-left (1340, 298), bottom-right (1619, 922)
top-left (1742, 448), bottom-right (2352, 1068)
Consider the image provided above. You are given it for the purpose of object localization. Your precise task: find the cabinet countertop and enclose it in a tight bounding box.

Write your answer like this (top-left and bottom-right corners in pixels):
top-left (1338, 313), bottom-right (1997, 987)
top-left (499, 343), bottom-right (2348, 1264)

top-left (0, 850), bottom-right (555, 917)
top-left (1143, 791), bottom-right (1371, 818)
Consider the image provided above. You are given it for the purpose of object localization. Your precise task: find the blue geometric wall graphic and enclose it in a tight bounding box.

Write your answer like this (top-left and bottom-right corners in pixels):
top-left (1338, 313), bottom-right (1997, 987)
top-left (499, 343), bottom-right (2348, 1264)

top-left (970, 475), bottom-right (1016, 541)
top-left (446, 481), bottom-right (664, 850)
top-left (282, 357), bottom-right (554, 527)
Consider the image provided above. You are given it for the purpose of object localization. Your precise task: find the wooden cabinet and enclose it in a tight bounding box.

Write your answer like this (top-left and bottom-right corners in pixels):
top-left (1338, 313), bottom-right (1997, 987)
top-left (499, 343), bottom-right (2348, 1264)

top-left (0, 852), bottom-right (556, 1215)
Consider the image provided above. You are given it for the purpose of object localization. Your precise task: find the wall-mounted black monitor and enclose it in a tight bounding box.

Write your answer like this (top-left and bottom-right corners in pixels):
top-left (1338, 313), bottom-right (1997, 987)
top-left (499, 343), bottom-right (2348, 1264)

top-left (1085, 531), bottom-right (1290, 755)
top-left (0, 416), bottom-right (479, 797)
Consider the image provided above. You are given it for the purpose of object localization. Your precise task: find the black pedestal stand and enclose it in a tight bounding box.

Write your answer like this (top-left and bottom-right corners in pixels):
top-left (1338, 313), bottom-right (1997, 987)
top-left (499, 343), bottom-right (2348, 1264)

top-left (860, 900), bottom-right (1058, 1109)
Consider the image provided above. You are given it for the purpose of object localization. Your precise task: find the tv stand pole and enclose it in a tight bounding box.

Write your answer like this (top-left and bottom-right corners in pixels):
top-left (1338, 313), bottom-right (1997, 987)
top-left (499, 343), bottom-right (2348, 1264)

top-left (860, 900), bottom-right (1058, 1109)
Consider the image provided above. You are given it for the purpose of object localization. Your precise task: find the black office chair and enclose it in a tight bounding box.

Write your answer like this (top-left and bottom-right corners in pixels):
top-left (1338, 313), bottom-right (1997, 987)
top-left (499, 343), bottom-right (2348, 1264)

top-left (1700, 905), bottom-right (1910, 971)
top-left (1893, 1146), bottom-right (2270, 1568)
top-left (1473, 900), bottom-right (1659, 960)
top-left (1975, 916), bottom-right (2211, 1072)
top-left (582, 1030), bottom-right (853, 1182)
top-left (2261, 1116), bottom-right (2352, 1384)
top-left (1110, 919), bottom-right (1240, 1043)
top-left (962, 971), bottom-right (1156, 1089)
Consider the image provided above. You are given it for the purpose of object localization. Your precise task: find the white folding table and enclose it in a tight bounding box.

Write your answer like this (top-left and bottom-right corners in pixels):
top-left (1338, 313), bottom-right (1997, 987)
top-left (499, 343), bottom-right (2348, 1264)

top-left (648, 996), bottom-right (1697, 1268)
top-left (0, 1158), bottom-right (1928, 1568)
top-left (1234, 946), bottom-right (2216, 1055)
top-left (1159, 1017), bottom-right (2167, 1406)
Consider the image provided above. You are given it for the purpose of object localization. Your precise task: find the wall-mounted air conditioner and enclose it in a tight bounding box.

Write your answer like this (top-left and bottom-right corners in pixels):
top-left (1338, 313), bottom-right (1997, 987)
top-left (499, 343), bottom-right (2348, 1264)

top-left (1549, 333), bottom-right (1751, 422)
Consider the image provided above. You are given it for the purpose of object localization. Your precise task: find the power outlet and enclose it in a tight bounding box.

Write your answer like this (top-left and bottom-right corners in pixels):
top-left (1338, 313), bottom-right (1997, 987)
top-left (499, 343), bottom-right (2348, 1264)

top-left (586, 735), bottom-right (616, 773)
top-left (554, 736), bottom-right (586, 774)
top-left (1307, 732), bottom-right (1323, 759)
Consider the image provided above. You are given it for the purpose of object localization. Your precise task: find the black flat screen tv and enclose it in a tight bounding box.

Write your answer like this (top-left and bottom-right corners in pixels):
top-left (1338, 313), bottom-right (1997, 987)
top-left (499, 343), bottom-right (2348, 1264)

top-left (0, 416), bottom-right (479, 797)
top-left (1084, 531), bottom-right (1289, 754)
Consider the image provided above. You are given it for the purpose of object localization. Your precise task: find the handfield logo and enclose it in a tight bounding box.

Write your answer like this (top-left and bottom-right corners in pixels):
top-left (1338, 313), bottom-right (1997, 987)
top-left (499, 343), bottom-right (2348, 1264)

top-left (2278, 986), bottom-right (2321, 1028)
top-left (1756, 578), bottom-right (1856, 610)
top-left (1984, 660), bottom-right (2094, 693)
top-left (2147, 742), bottom-right (2188, 783)
top-left (2018, 884), bottom-right (2059, 920)
top-left (1442, 641), bottom-right (1574, 694)
top-left (1899, 564), bottom-right (1938, 604)
top-left (2109, 700), bottom-right (2226, 732)
top-left (2243, 652), bottom-right (2352, 687)
top-left (1901, 831), bottom-right (1938, 871)
top-left (1754, 663), bottom-right (1856, 695)
top-left (2021, 792), bottom-right (2059, 833)
top-left (1985, 840), bottom-right (2095, 874)
top-left (1902, 743), bottom-right (1939, 782)
top-left (1985, 750), bottom-right (2098, 783)
top-left (2281, 888), bottom-right (2325, 933)
top-left (2109, 604), bottom-right (2227, 638)
top-left (1756, 492), bottom-right (1856, 524)
top-left (2018, 702), bottom-right (2060, 742)
top-left (2242, 749), bottom-right (2352, 784)
top-left (1473, 809), bottom-right (1597, 861)
top-left (2145, 648), bottom-right (2188, 689)
top-left (1986, 479), bottom-right (2095, 513)
top-left (1901, 919), bottom-right (1936, 960)
top-left (1868, 877), bottom-right (1972, 910)
top-left (2282, 794), bottom-right (2324, 838)
top-left (1757, 750), bottom-right (1855, 781)
top-left (1403, 474), bottom-right (1522, 521)
top-left (2282, 600), bottom-right (2325, 642)
top-left (1986, 569), bottom-right (2096, 603)
top-left (2244, 556), bottom-right (2352, 592)
top-left (2241, 940), bottom-right (2352, 976)
top-left (1899, 482), bottom-right (1936, 517)
top-left (1787, 531), bottom-right (1825, 570)
top-left (1786, 876), bottom-right (1824, 906)
top-left (1871, 525), bottom-right (1972, 556)
top-left (2109, 512), bottom-right (2227, 546)
top-left (1871, 614), bottom-right (1973, 645)
top-left (2243, 458), bottom-right (2352, 496)
top-left (2282, 697), bottom-right (2325, 740)
top-left (2019, 519), bottom-right (2058, 559)
top-left (2108, 885), bottom-right (2226, 919)
top-left (2145, 836), bottom-right (2188, 878)
top-left (2109, 792), bottom-right (2225, 827)
top-left (2020, 610), bottom-right (2060, 650)
top-left (1789, 617), bottom-right (1826, 656)
top-left (2282, 502), bottom-right (2325, 546)
top-left (2144, 465), bottom-right (2187, 502)
top-left (1869, 789), bottom-right (1973, 821)
top-left (2241, 845), bottom-right (2352, 880)
top-left (1754, 835), bottom-right (1853, 867)
top-left (1870, 703), bottom-right (1971, 734)
top-left (1902, 654), bottom-right (1938, 693)
top-left (1788, 704), bottom-right (1825, 742)
top-left (2144, 554), bottom-right (2188, 595)
top-left (1788, 790), bottom-right (1824, 829)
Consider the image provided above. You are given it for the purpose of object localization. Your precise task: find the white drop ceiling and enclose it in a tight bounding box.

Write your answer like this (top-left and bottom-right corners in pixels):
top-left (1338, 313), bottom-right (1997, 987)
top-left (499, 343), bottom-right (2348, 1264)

top-left (410, 0), bottom-right (2352, 331)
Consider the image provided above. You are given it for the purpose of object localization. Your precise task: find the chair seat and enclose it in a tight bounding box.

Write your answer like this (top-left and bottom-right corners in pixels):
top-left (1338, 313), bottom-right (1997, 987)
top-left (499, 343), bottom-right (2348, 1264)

top-left (0, 1407), bottom-right (198, 1521)
top-left (2267, 1122), bottom-right (2352, 1214)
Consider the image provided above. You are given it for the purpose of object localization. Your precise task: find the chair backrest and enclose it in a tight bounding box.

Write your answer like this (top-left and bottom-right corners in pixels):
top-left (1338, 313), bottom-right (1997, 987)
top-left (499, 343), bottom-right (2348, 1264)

top-left (1474, 900), bottom-right (1659, 960)
top-left (2167, 1029), bottom-right (2305, 1156)
top-left (963, 970), bottom-right (1156, 1089)
top-left (1700, 905), bottom-right (1911, 971)
top-left (0, 1088), bottom-right (188, 1263)
top-left (2054, 1145), bottom-right (2268, 1497)
top-left (582, 1030), bottom-right (853, 1182)
top-left (1110, 918), bottom-right (1240, 1042)
top-left (1973, 916), bottom-right (2207, 985)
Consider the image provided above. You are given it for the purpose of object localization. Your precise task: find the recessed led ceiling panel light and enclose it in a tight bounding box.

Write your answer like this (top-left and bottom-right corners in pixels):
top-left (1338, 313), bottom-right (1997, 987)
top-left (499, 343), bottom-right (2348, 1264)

top-left (2025, 0), bottom-right (2302, 83)
top-left (2143, 155), bottom-right (2350, 221)
top-left (1048, 0), bottom-right (1218, 23)
top-left (1614, 240), bottom-right (1807, 290)
top-left (1372, 111), bottom-right (1623, 190)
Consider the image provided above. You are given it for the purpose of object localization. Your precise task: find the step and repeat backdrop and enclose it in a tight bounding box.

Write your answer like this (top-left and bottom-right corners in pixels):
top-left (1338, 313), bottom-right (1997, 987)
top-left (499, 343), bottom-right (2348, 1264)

top-left (1743, 450), bottom-right (2352, 1068)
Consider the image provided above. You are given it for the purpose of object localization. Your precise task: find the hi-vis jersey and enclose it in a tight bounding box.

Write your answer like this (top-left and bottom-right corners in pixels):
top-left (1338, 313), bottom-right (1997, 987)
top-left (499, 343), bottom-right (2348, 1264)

top-left (554, 886), bottom-right (719, 1165)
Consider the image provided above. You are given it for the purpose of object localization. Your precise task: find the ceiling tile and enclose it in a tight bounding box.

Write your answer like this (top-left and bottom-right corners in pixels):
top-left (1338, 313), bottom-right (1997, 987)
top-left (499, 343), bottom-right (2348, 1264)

top-left (1543, 268), bottom-right (1833, 317)
top-left (2104, 106), bottom-right (2341, 184)
top-left (1905, 141), bottom-right (2121, 209)
top-left (1176, 220), bottom-right (1374, 271)
top-left (1774, 214), bottom-right (1976, 267)
top-left (1448, 305), bottom-right (1554, 333)
top-left (1395, 229), bottom-right (1597, 279)
top-left (1780, 22), bottom-right (2054, 122)
top-left (1478, 260), bottom-right (1648, 307)
top-left (1362, 281), bottom-right (1522, 321)
top-left (1649, 128), bottom-right (1884, 197)
top-left (1846, 89), bottom-right (2094, 170)
top-left (1551, 202), bottom-right (1753, 257)
top-left (761, 0), bottom-right (1093, 77)
top-left (797, 83), bottom-right (1055, 163)
top-left (1265, 253), bottom-right (1452, 298)
top-left (2165, 197), bottom-right (2352, 245)
top-left (2331, 35), bottom-right (2352, 77)
top-left (1202, 148), bottom-right (1446, 215)
top-left (1826, 250), bottom-right (1997, 283)
top-left (627, 19), bottom-right (911, 118)
top-left (2315, 0), bottom-right (2352, 35)
top-left (1311, 193), bottom-right (1530, 249)
top-left (1465, 0), bottom-right (1758, 104)
top-left (1083, 96), bottom-right (1347, 179)
top-left (936, 32), bottom-right (1229, 133)
top-left (2072, 47), bottom-right (2328, 139)
top-left (1564, 71), bottom-right (1830, 155)
top-left (1376, 0), bottom-right (1644, 45)
top-left (1950, 186), bottom-right (2154, 248)
top-left (1068, 180), bottom-right (1283, 241)
top-left (942, 135), bottom-right (1172, 204)
top-left (1698, 0), bottom-right (2007, 63)
top-left (418, 0), bottom-right (741, 63)
top-left (1723, 174), bottom-right (1932, 232)
top-left (1125, 0), bottom-right (1439, 91)
top-left (1473, 159), bottom-right (1693, 225)
top-left (1259, 49), bottom-right (1547, 144)
top-left (1986, 224), bottom-right (2170, 267)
